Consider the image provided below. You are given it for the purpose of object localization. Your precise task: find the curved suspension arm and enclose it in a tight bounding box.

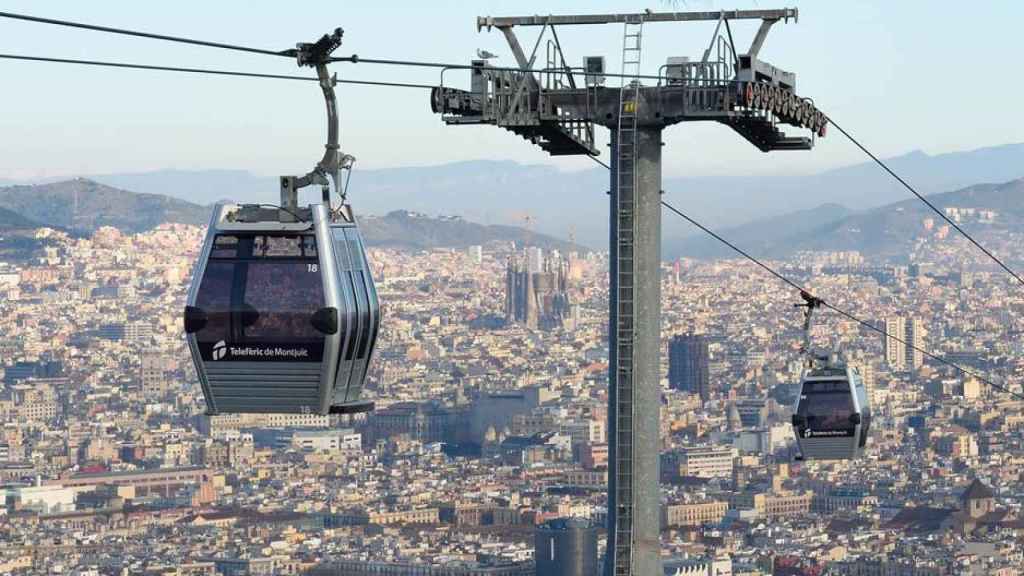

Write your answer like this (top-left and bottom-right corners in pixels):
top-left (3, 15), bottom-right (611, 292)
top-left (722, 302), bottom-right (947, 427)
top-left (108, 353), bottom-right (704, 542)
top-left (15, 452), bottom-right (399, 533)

top-left (796, 289), bottom-right (824, 365)
top-left (293, 63), bottom-right (342, 200)
top-left (287, 28), bottom-right (351, 204)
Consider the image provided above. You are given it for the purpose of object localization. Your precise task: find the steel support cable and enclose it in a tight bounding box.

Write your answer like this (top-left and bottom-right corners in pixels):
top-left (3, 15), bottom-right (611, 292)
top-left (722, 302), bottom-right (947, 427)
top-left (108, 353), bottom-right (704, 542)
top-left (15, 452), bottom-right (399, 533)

top-left (0, 54), bottom-right (436, 89)
top-left (827, 116), bottom-right (1024, 289)
top-left (0, 11), bottom-right (680, 83)
top-left (583, 154), bottom-right (1024, 401)
top-left (0, 10), bottom-right (290, 58)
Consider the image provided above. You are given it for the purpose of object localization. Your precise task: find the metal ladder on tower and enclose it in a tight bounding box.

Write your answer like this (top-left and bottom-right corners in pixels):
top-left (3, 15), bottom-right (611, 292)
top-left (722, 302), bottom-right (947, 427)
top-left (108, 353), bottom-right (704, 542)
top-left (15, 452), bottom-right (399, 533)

top-left (613, 14), bottom-right (643, 576)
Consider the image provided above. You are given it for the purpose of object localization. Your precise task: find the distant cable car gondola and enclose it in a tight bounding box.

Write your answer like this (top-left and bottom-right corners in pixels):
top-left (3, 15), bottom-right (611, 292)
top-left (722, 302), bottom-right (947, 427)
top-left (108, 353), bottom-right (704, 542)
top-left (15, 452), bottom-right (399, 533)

top-left (790, 291), bottom-right (871, 460)
top-left (183, 29), bottom-right (379, 415)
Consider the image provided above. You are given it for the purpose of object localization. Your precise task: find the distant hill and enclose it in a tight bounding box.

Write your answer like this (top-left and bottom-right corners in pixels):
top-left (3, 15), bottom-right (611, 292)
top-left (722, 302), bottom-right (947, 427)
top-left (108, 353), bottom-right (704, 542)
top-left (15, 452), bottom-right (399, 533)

top-left (668, 203), bottom-right (853, 259)
top-left (0, 208), bottom-right (51, 263)
top-left (0, 206), bottom-right (43, 230)
top-left (360, 210), bottom-right (576, 251)
top-left (89, 169), bottom-right (269, 207)
top-left (782, 178), bottom-right (1024, 259)
top-left (0, 180), bottom-right (575, 252)
top-left (0, 179), bottom-right (208, 234)
top-left (668, 178), bottom-right (1024, 260)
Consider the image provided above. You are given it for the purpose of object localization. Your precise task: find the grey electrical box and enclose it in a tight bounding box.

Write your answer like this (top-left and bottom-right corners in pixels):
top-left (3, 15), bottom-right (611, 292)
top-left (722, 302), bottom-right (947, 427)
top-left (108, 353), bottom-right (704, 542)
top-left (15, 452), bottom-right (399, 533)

top-left (471, 59), bottom-right (488, 94)
top-left (665, 56), bottom-right (690, 83)
top-left (584, 56), bottom-right (605, 86)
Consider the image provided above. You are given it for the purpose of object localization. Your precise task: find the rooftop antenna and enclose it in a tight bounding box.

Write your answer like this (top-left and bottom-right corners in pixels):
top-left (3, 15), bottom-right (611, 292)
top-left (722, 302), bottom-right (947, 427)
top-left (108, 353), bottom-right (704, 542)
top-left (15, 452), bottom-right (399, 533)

top-left (432, 7), bottom-right (822, 575)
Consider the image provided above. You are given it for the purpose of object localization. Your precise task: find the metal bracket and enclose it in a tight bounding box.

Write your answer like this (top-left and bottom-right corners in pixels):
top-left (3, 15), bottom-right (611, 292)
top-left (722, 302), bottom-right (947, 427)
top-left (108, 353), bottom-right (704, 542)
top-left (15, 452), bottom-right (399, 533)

top-left (502, 20), bottom-right (549, 120)
top-left (280, 176), bottom-right (299, 223)
top-left (498, 26), bottom-right (540, 93)
top-left (747, 18), bottom-right (777, 60)
top-left (280, 28), bottom-right (350, 213)
top-left (795, 289), bottom-right (824, 364)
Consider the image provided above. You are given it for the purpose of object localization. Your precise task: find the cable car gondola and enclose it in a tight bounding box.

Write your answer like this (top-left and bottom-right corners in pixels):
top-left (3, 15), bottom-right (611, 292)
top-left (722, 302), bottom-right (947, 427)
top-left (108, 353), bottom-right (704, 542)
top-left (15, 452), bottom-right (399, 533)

top-left (790, 292), bottom-right (871, 460)
top-left (183, 29), bottom-right (379, 415)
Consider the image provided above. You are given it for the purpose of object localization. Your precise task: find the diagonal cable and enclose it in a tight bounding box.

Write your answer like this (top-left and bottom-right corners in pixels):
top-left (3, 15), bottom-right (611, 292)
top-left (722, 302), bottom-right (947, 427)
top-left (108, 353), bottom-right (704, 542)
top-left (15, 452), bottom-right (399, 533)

top-left (660, 197), bottom-right (1024, 401)
top-left (585, 153), bottom-right (1024, 401)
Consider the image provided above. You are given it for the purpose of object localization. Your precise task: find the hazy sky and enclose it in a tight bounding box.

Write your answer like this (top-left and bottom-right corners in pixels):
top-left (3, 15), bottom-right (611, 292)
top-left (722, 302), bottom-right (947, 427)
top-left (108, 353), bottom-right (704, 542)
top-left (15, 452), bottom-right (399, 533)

top-left (1, 0), bottom-right (1022, 180)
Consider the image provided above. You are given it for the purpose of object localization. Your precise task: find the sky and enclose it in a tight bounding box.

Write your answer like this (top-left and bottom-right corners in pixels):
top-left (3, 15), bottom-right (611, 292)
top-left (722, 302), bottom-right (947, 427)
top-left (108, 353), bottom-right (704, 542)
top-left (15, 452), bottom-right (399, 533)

top-left (1, 0), bottom-right (1022, 181)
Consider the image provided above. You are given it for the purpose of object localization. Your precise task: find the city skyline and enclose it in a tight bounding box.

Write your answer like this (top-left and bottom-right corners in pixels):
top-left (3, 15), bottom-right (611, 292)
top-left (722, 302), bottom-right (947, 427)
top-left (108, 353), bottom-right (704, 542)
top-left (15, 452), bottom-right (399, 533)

top-left (3, 3), bottom-right (1024, 576)
top-left (3, 226), bottom-right (1023, 573)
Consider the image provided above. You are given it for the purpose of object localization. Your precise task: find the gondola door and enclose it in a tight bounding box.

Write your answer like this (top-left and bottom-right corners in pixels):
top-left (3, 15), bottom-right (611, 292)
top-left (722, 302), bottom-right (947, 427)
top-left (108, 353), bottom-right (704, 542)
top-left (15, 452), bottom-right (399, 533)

top-left (793, 375), bottom-right (863, 460)
top-left (329, 221), bottom-right (380, 409)
top-left (187, 227), bottom-right (331, 414)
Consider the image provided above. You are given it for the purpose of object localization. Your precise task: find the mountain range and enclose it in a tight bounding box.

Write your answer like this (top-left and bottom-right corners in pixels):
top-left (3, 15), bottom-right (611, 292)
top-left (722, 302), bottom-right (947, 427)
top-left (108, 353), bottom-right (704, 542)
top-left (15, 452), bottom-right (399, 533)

top-left (668, 178), bottom-right (1024, 260)
top-left (16, 142), bottom-right (1019, 249)
top-left (0, 179), bottom-right (577, 253)
top-left (359, 210), bottom-right (577, 252)
top-left (3, 141), bottom-right (1024, 260)
top-left (0, 179), bottom-right (209, 234)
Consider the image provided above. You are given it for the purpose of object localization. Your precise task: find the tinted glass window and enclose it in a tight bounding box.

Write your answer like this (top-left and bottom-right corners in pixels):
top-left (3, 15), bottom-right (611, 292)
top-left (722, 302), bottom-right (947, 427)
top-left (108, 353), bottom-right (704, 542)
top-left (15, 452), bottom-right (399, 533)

top-left (243, 261), bottom-right (324, 339)
top-left (301, 235), bottom-right (318, 258)
top-left (344, 271), bottom-right (363, 361)
top-left (797, 380), bottom-right (855, 431)
top-left (355, 271), bottom-right (371, 359)
top-left (364, 273), bottom-right (380, 363)
top-left (194, 261), bottom-right (234, 344)
top-left (210, 234), bottom-right (315, 260)
top-left (254, 235), bottom-right (312, 258)
top-left (332, 229), bottom-right (353, 270)
top-left (192, 233), bottom-right (325, 362)
top-left (210, 235), bottom-right (239, 259)
top-left (859, 414), bottom-right (872, 448)
top-left (348, 238), bottom-right (365, 271)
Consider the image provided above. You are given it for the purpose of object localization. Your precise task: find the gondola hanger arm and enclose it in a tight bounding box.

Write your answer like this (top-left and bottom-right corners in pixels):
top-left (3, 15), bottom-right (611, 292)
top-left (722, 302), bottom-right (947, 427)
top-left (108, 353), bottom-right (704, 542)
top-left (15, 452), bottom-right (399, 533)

top-left (281, 28), bottom-right (350, 215)
top-left (795, 289), bottom-right (825, 365)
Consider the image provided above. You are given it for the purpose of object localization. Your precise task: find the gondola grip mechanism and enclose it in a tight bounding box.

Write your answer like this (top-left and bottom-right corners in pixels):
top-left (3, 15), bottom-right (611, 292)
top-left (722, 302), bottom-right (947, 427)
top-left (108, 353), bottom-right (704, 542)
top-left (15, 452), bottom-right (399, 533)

top-left (280, 28), bottom-right (349, 212)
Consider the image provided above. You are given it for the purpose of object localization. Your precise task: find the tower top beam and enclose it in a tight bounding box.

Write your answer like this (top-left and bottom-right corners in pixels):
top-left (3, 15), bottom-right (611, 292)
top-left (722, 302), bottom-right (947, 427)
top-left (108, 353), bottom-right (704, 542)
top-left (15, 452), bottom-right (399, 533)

top-left (478, 8), bottom-right (797, 30)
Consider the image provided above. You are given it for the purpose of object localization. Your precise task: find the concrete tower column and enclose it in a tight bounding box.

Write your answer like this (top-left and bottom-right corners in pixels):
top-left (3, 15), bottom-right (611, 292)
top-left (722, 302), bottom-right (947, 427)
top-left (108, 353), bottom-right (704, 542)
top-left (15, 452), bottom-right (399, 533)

top-left (605, 126), bottom-right (662, 576)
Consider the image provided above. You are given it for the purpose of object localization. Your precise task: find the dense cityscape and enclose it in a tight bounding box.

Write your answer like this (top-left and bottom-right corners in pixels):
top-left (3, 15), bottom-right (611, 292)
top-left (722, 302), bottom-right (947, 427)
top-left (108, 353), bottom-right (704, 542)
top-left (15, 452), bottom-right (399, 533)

top-left (1, 206), bottom-right (1023, 575)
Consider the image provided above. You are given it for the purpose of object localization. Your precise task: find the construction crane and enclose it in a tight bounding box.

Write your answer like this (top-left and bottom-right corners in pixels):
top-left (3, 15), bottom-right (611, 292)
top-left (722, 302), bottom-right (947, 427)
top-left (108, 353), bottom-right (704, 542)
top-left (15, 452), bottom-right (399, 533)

top-left (508, 210), bottom-right (536, 249)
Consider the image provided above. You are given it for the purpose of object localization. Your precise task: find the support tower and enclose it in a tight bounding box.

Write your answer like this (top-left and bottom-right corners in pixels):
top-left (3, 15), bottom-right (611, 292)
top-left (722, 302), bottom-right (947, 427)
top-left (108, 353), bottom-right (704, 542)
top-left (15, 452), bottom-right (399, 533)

top-left (430, 9), bottom-right (823, 575)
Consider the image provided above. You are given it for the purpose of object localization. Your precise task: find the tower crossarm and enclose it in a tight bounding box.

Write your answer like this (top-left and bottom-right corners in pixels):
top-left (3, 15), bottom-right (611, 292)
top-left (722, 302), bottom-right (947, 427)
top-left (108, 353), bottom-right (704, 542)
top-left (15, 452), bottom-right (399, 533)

top-left (431, 6), bottom-right (823, 155)
top-left (434, 79), bottom-right (827, 152)
top-left (477, 9), bottom-right (797, 29)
